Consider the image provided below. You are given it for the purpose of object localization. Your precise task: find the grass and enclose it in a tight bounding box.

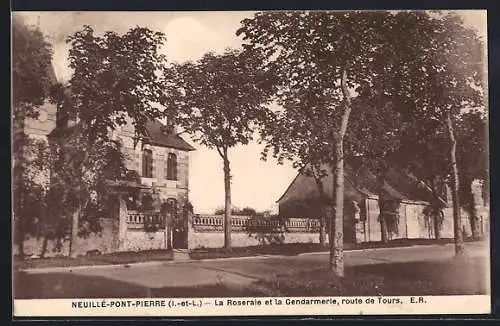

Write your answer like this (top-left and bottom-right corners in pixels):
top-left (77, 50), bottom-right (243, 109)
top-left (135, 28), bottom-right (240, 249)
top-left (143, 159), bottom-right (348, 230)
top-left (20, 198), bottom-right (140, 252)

top-left (189, 239), bottom-right (457, 260)
top-left (14, 249), bottom-right (173, 270)
top-left (252, 256), bottom-right (489, 296)
top-left (14, 257), bottom-right (488, 299)
top-left (14, 238), bottom-right (474, 270)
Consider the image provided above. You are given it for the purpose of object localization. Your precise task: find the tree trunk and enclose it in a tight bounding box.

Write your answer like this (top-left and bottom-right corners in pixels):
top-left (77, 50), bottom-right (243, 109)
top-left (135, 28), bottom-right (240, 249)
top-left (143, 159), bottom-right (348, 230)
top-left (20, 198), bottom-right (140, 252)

top-left (223, 149), bottom-right (232, 250)
top-left (329, 142), bottom-right (345, 277)
top-left (469, 206), bottom-right (480, 240)
top-left (464, 179), bottom-right (480, 240)
top-left (428, 178), bottom-right (441, 240)
top-left (327, 68), bottom-right (353, 277)
top-left (40, 235), bottom-right (49, 258)
top-left (319, 215), bottom-right (326, 247)
top-left (379, 211), bottom-right (389, 244)
top-left (17, 237), bottom-right (25, 260)
top-left (377, 171), bottom-right (389, 244)
top-left (15, 192), bottom-right (26, 260)
top-left (446, 112), bottom-right (465, 256)
top-left (69, 204), bottom-right (81, 258)
top-left (434, 211), bottom-right (442, 240)
top-left (313, 173), bottom-right (328, 248)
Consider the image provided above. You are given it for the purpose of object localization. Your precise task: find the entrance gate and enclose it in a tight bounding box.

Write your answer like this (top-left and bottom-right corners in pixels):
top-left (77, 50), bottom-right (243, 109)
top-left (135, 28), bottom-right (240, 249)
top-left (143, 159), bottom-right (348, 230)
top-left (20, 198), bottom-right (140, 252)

top-left (166, 198), bottom-right (187, 249)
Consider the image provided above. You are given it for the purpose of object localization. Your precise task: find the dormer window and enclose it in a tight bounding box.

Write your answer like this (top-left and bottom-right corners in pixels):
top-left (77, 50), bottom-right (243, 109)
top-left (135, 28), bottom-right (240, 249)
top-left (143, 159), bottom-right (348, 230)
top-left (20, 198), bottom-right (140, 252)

top-left (161, 118), bottom-right (175, 135)
top-left (160, 124), bottom-right (174, 135)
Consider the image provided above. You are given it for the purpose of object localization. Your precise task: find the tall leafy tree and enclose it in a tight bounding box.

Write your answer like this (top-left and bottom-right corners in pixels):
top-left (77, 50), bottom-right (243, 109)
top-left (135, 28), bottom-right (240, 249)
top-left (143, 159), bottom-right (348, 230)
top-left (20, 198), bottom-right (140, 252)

top-left (12, 15), bottom-right (54, 258)
top-left (379, 11), bottom-right (485, 255)
top-left (163, 49), bottom-right (274, 250)
top-left (258, 92), bottom-right (333, 247)
top-left (238, 11), bottom-right (398, 276)
top-left (12, 15), bottom-right (54, 123)
top-left (344, 97), bottom-right (405, 243)
top-left (13, 137), bottom-right (52, 258)
top-left (52, 25), bottom-right (168, 257)
top-left (456, 110), bottom-right (488, 239)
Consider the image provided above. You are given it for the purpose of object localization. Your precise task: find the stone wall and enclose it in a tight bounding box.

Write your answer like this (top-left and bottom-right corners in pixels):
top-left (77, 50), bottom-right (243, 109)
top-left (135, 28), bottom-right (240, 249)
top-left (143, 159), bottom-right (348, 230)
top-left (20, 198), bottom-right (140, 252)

top-left (122, 230), bottom-right (168, 252)
top-left (188, 231), bottom-right (319, 249)
top-left (187, 215), bottom-right (321, 249)
top-left (14, 208), bottom-right (172, 258)
top-left (361, 197), bottom-right (489, 242)
top-left (14, 218), bottom-right (116, 258)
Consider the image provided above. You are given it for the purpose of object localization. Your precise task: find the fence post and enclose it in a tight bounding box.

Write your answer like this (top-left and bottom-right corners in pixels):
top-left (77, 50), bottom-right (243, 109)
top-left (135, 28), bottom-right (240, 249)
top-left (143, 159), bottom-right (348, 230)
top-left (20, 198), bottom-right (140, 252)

top-left (186, 210), bottom-right (194, 250)
top-left (165, 210), bottom-right (172, 250)
top-left (118, 196), bottom-right (128, 250)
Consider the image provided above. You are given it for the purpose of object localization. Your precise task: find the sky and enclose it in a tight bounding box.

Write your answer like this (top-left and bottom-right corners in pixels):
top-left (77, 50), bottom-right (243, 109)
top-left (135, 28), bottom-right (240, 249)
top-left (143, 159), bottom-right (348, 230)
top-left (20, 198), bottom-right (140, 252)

top-left (14, 10), bottom-right (488, 214)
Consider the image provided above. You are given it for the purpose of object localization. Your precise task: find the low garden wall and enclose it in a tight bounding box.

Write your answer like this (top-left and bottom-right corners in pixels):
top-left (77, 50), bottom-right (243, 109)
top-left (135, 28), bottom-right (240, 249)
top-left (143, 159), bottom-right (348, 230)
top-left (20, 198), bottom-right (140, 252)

top-left (14, 218), bottom-right (116, 258)
top-left (188, 215), bottom-right (322, 250)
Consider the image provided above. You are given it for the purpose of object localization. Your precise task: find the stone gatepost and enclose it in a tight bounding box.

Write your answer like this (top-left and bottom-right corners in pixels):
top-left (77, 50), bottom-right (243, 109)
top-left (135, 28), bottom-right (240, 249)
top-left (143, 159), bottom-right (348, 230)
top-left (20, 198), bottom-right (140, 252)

top-left (164, 208), bottom-right (172, 250)
top-left (117, 195), bottom-right (128, 251)
top-left (111, 194), bottom-right (120, 252)
top-left (186, 210), bottom-right (195, 250)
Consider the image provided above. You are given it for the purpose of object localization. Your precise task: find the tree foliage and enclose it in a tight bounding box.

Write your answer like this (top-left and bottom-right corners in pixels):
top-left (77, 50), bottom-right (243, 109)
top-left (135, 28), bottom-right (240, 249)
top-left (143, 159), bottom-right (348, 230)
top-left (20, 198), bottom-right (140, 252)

top-left (48, 25), bottom-right (168, 256)
top-left (238, 10), bottom-right (403, 275)
top-left (13, 135), bottom-right (52, 256)
top-left (65, 25), bottom-right (167, 140)
top-left (12, 16), bottom-right (55, 258)
top-left (163, 49), bottom-right (274, 150)
top-left (456, 109), bottom-right (488, 238)
top-left (163, 49), bottom-right (275, 249)
top-left (377, 11), bottom-right (485, 250)
top-left (12, 16), bottom-right (54, 121)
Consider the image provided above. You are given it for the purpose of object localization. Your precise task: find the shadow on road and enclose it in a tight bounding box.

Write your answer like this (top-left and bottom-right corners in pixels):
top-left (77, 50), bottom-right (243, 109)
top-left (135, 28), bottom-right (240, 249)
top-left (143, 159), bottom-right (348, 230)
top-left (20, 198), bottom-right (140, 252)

top-left (14, 256), bottom-right (489, 299)
top-left (258, 257), bottom-right (490, 297)
top-left (14, 271), bottom-right (150, 299)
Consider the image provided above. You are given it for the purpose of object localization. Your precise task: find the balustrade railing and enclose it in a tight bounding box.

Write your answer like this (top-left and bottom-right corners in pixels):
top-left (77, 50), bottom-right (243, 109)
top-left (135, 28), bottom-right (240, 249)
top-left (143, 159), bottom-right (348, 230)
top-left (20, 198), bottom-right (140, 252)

top-left (192, 215), bottom-right (320, 233)
top-left (127, 210), bottom-right (165, 230)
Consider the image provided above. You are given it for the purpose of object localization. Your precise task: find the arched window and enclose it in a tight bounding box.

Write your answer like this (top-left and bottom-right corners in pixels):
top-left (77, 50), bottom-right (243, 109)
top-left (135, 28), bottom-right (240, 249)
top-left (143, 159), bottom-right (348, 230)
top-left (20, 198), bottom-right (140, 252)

top-left (142, 149), bottom-right (153, 178)
top-left (167, 153), bottom-right (177, 181)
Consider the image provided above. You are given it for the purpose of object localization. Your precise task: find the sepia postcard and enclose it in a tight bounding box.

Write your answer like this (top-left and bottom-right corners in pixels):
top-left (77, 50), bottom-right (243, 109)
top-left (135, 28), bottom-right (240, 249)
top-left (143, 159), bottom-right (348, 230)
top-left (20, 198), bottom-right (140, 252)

top-left (12, 10), bottom-right (490, 317)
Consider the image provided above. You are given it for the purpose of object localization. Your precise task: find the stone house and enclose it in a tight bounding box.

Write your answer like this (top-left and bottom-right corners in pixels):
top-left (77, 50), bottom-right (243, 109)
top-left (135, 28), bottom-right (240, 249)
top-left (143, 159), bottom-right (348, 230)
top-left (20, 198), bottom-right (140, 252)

top-left (12, 44), bottom-right (196, 256)
top-left (15, 95), bottom-right (196, 256)
top-left (276, 164), bottom-right (488, 244)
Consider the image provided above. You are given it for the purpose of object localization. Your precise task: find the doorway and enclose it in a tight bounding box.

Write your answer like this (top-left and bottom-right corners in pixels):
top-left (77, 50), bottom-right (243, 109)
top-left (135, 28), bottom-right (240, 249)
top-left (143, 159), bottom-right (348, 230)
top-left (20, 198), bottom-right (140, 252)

top-left (167, 198), bottom-right (187, 249)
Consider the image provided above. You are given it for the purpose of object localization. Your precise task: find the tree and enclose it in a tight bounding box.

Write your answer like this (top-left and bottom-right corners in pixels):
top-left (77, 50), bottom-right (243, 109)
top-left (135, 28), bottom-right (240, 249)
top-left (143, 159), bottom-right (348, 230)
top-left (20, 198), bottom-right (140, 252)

top-left (163, 49), bottom-right (274, 250)
top-left (12, 15), bottom-right (54, 258)
top-left (47, 126), bottom-right (127, 257)
top-left (456, 110), bottom-right (488, 239)
top-left (12, 15), bottom-right (54, 123)
top-left (238, 11), bottom-right (400, 276)
top-left (380, 12), bottom-right (485, 255)
top-left (344, 97), bottom-right (406, 243)
top-left (52, 25), bottom-right (168, 257)
top-left (258, 95), bottom-right (334, 247)
top-left (13, 136), bottom-right (52, 258)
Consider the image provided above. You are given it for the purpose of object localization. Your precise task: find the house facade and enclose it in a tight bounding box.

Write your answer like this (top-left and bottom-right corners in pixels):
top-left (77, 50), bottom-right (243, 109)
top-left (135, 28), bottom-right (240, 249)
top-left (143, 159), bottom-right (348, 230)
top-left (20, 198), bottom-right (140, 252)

top-left (276, 164), bottom-right (489, 244)
top-left (14, 86), bottom-right (196, 256)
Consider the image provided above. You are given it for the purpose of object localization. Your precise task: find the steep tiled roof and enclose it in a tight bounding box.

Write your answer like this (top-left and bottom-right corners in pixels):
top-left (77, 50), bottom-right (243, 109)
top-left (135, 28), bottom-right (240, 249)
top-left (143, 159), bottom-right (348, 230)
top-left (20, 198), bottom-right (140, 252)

top-left (277, 162), bottom-right (440, 205)
top-left (143, 120), bottom-right (196, 151)
top-left (49, 119), bottom-right (196, 152)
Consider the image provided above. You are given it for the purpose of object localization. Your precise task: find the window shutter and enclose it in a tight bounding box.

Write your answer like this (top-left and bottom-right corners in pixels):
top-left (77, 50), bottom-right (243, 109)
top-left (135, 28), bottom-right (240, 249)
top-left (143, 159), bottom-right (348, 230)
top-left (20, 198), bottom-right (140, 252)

top-left (134, 152), bottom-right (140, 175)
top-left (150, 153), bottom-right (155, 178)
top-left (167, 154), bottom-right (170, 180)
top-left (173, 155), bottom-right (177, 181)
